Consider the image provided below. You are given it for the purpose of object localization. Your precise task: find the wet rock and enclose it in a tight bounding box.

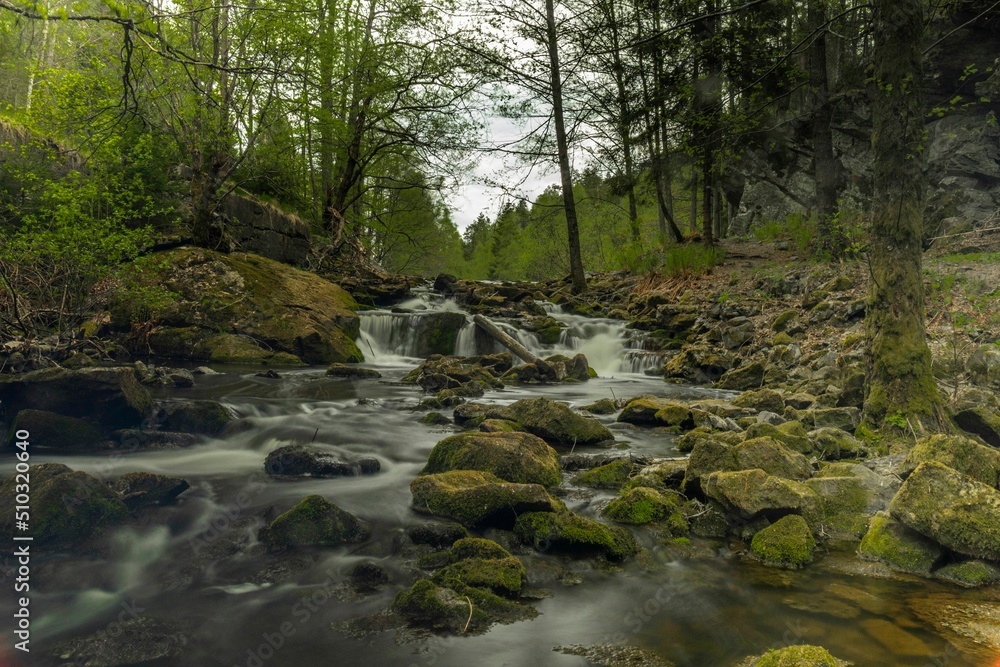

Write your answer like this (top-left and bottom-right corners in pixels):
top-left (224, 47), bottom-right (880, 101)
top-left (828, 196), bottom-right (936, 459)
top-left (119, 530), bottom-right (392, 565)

top-left (890, 461), bottom-right (1000, 560)
top-left (421, 431), bottom-right (560, 486)
top-left (857, 512), bottom-right (943, 575)
top-left (750, 514), bottom-right (815, 569)
top-left (326, 363), bottom-right (382, 379)
top-left (410, 470), bottom-right (557, 528)
top-left (419, 411), bottom-right (453, 426)
top-left (807, 428), bottom-right (868, 460)
top-left (954, 407), bottom-right (1000, 448)
top-left (581, 398), bottom-right (620, 414)
top-left (934, 560), bottom-right (1000, 588)
top-left (393, 579), bottom-right (473, 632)
top-left (406, 522), bottom-right (468, 548)
top-left (491, 397), bottom-right (614, 447)
top-left (555, 644), bottom-right (675, 667)
top-left (158, 400), bottom-right (234, 436)
top-left (6, 409), bottom-right (104, 451)
top-left (110, 472), bottom-right (190, 510)
top-left (255, 369), bottom-right (280, 379)
top-left (899, 434), bottom-right (1000, 487)
top-left (167, 368), bottom-right (195, 388)
top-left (603, 487), bottom-right (687, 534)
top-left (479, 418), bottom-right (519, 432)
top-left (733, 388), bottom-right (785, 414)
top-left (514, 510), bottom-right (638, 560)
top-left (662, 345), bottom-right (733, 383)
top-left (716, 360), bottom-right (766, 391)
top-left (433, 554), bottom-right (526, 597)
top-left (403, 355), bottom-right (505, 391)
top-left (258, 495), bottom-right (369, 550)
top-left (0, 464), bottom-right (127, 548)
top-left (740, 644), bottom-right (848, 667)
top-left (349, 561), bottom-right (389, 591)
top-left (701, 469), bottom-right (818, 522)
top-left (617, 396), bottom-right (694, 428)
top-left (111, 429), bottom-right (201, 450)
top-left (574, 458), bottom-right (641, 490)
top-left (732, 437), bottom-right (813, 481)
top-left (453, 402), bottom-right (491, 427)
top-left (625, 460), bottom-right (687, 492)
top-left (52, 617), bottom-right (186, 667)
top-left (0, 367), bottom-right (152, 431)
top-left (744, 422), bottom-right (811, 455)
top-left (683, 439), bottom-right (737, 488)
top-left (264, 444), bottom-right (380, 478)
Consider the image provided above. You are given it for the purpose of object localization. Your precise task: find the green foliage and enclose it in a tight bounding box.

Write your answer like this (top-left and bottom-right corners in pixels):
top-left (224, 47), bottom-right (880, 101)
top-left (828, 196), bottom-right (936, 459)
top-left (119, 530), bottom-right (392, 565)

top-left (753, 213), bottom-right (816, 252)
top-left (662, 244), bottom-right (725, 277)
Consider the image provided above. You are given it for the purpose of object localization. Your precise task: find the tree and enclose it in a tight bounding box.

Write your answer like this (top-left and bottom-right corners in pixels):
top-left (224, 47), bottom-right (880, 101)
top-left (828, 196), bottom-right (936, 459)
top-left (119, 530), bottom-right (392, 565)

top-left (862, 0), bottom-right (947, 435)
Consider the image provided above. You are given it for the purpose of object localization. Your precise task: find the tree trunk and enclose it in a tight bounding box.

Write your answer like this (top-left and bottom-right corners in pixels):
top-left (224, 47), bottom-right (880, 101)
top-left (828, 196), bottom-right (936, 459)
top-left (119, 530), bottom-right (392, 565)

top-left (606, 0), bottom-right (639, 241)
top-left (810, 0), bottom-right (839, 256)
top-left (863, 0), bottom-right (947, 434)
top-left (473, 315), bottom-right (540, 363)
top-left (546, 0), bottom-right (586, 293)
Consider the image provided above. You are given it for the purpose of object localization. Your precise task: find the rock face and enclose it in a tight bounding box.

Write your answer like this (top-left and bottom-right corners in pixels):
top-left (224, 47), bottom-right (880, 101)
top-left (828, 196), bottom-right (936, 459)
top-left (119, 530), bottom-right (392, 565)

top-left (889, 461), bottom-right (1000, 561)
top-left (136, 247), bottom-right (362, 364)
top-left (219, 192), bottom-right (310, 266)
top-left (410, 470), bottom-right (556, 528)
top-left (421, 432), bottom-right (560, 486)
top-left (0, 367), bottom-right (153, 432)
top-left (492, 397), bottom-right (613, 447)
top-left (258, 495), bottom-right (369, 550)
top-left (264, 445), bottom-right (380, 478)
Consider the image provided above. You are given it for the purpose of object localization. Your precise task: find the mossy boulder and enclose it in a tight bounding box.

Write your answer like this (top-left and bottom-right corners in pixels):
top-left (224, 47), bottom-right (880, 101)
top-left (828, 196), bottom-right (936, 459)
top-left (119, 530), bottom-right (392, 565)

top-left (807, 428), bottom-right (868, 460)
top-left (479, 418), bottom-right (520, 433)
top-left (732, 437), bottom-right (813, 481)
top-left (857, 512), bottom-right (943, 575)
top-left (624, 461), bottom-right (687, 492)
top-left (406, 522), bottom-right (468, 548)
top-left (702, 469), bottom-right (818, 521)
top-left (662, 345), bottom-right (733, 384)
top-left (771, 310), bottom-right (799, 333)
top-left (258, 495), bottom-right (369, 551)
top-left (0, 464), bottom-right (127, 547)
top-left (683, 439), bottom-right (737, 489)
top-left (900, 434), bottom-right (1000, 487)
top-left (733, 388), bottom-right (785, 414)
top-left (954, 407), bottom-right (1000, 448)
top-left (750, 644), bottom-right (845, 667)
top-left (617, 396), bottom-right (692, 428)
top-left (806, 464), bottom-right (898, 540)
top-left (393, 579), bottom-right (474, 632)
top-left (581, 398), bottom-right (619, 415)
top-left (264, 444), bottom-right (380, 478)
top-left (158, 400), bottom-right (234, 436)
top-left (453, 403), bottom-right (491, 427)
top-left (7, 409), bottom-right (104, 451)
top-left (716, 360), bottom-right (767, 391)
top-left (604, 487), bottom-right (687, 534)
top-left (744, 422), bottom-right (811, 455)
top-left (574, 458), bottom-right (639, 490)
top-left (140, 247), bottom-right (362, 364)
top-left (421, 431), bottom-right (561, 486)
top-left (514, 510), bottom-right (638, 560)
top-left (934, 560), bottom-right (1000, 588)
top-left (492, 397), bottom-right (613, 447)
top-left (326, 363), bottom-right (381, 379)
top-left (750, 514), bottom-right (815, 568)
top-left (889, 461), bottom-right (1000, 561)
top-left (433, 556), bottom-right (525, 596)
top-left (449, 537), bottom-right (512, 561)
top-left (0, 367), bottom-right (152, 431)
top-left (410, 470), bottom-right (556, 528)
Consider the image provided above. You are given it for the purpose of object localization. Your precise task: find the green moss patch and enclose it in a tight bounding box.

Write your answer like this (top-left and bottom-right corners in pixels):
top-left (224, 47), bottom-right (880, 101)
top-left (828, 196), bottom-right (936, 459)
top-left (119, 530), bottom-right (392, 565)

top-left (750, 515), bottom-right (815, 569)
top-left (514, 510), bottom-right (638, 561)
top-left (421, 431), bottom-right (561, 486)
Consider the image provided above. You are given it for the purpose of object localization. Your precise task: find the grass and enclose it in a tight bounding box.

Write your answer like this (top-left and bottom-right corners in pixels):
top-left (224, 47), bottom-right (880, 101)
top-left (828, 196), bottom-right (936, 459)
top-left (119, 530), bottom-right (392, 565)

top-left (938, 252), bottom-right (1000, 263)
top-left (752, 213), bottom-right (816, 252)
top-left (662, 244), bottom-right (726, 277)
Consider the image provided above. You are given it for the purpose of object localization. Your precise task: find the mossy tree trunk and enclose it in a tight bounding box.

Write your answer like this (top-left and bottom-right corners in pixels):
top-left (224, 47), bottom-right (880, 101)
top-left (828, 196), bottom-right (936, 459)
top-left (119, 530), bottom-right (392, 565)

top-left (863, 0), bottom-right (948, 435)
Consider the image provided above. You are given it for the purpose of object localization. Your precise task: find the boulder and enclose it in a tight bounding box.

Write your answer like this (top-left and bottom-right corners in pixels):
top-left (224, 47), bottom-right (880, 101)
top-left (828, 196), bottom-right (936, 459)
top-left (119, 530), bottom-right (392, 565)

top-left (0, 367), bottom-right (152, 431)
top-left (393, 579), bottom-right (475, 632)
top-left (143, 248), bottom-right (362, 363)
top-left (325, 364), bottom-right (381, 379)
top-left (410, 470), bottom-right (556, 528)
top-left (858, 512), bottom-right (943, 575)
top-left (716, 360), bottom-right (767, 391)
top-left (662, 345), bottom-right (733, 383)
top-left (934, 560), bottom-right (1000, 588)
top-left (702, 469), bottom-right (818, 521)
top-left (617, 396), bottom-right (693, 428)
top-left (433, 556), bottom-right (526, 597)
top-left (514, 510), bottom-right (638, 560)
top-left (157, 400), bottom-right (234, 436)
top-left (807, 428), bottom-right (868, 460)
top-left (406, 522), bottom-right (468, 548)
top-left (750, 514), bottom-right (815, 568)
top-left (603, 487), bottom-right (687, 534)
top-left (743, 422), bottom-right (811, 455)
top-left (421, 431), bottom-right (560, 486)
top-left (732, 437), bottom-right (813, 481)
top-left (581, 398), bottom-right (619, 415)
top-left (264, 445), bottom-right (380, 478)
top-left (574, 458), bottom-right (640, 490)
top-left (900, 434), bottom-right (1000, 487)
top-left (258, 495), bottom-right (369, 550)
top-left (807, 463), bottom-right (899, 540)
top-left (0, 464), bottom-right (127, 547)
top-left (683, 439), bottom-right (737, 488)
top-left (7, 409), bottom-right (104, 451)
top-left (349, 561), bottom-right (389, 592)
top-left (110, 472), bottom-right (190, 510)
top-left (733, 388), bottom-right (785, 414)
top-left (890, 461), bottom-right (1000, 561)
top-left (453, 402), bottom-right (491, 427)
top-left (492, 397), bottom-right (613, 447)
top-left (954, 407), bottom-right (1000, 449)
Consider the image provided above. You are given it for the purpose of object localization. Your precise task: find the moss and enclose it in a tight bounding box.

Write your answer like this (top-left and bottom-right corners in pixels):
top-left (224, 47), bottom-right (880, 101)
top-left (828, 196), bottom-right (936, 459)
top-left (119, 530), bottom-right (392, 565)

top-left (733, 388), bottom-right (785, 414)
top-left (433, 557), bottom-right (525, 596)
top-left (449, 537), bottom-right (512, 561)
top-left (858, 512), bottom-right (942, 574)
top-left (9, 410), bottom-right (103, 451)
top-left (773, 332), bottom-right (794, 346)
top-left (535, 325), bottom-right (562, 345)
top-left (581, 398), bottom-right (618, 415)
top-left (574, 458), bottom-right (638, 490)
top-left (743, 422), bottom-right (811, 454)
top-left (419, 412), bottom-right (453, 426)
top-left (421, 431), bottom-right (561, 486)
top-left (750, 515), bottom-right (815, 569)
top-left (258, 494), bottom-right (369, 551)
top-left (702, 469), bottom-right (819, 521)
top-left (514, 510), bottom-right (638, 560)
top-left (393, 579), bottom-right (471, 631)
top-left (752, 645), bottom-right (840, 667)
top-left (499, 397), bottom-right (613, 447)
top-left (479, 418), bottom-right (519, 433)
top-left (804, 476), bottom-right (870, 539)
top-left (410, 470), bottom-right (556, 528)
top-left (934, 560), bottom-right (1000, 588)
top-left (901, 434), bottom-right (1000, 487)
top-left (604, 487), bottom-right (688, 535)
top-left (732, 437), bottom-right (813, 480)
top-left (716, 360), bottom-right (767, 391)
top-left (771, 309), bottom-right (799, 333)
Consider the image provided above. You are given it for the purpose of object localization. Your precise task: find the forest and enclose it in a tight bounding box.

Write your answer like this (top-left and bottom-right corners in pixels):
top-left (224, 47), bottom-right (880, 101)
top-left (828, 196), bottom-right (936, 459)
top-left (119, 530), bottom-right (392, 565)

top-left (2, 0), bottom-right (1000, 666)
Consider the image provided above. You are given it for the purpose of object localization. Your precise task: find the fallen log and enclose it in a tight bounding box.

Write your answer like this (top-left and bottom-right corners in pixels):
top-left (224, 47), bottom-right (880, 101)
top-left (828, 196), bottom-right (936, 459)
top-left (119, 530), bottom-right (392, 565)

top-left (472, 314), bottom-right (540, 364)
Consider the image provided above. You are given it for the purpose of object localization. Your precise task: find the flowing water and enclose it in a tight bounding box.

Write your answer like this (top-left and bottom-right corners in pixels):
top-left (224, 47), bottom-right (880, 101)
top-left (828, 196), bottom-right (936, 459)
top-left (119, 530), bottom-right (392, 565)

top-left (2, 297), bottom-right (996, 667)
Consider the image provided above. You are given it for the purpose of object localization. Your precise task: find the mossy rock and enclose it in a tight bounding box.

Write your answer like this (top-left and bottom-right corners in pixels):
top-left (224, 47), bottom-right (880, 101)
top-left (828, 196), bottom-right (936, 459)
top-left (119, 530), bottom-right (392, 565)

top-left (604, 487), bottom-right (688, 535)
top-left (772, 332), bottom-right (794, 346)
top-left (410, 470), bottom-right (557, 529)
top-left (805, 465), bottom-right (894, 540)
top-left (702, 469), bottom-right (819, 521)
top-left (258, 495), bottom-right (369, 551)
top-left (453, 403), bottom-right (491, 427)
top-left (751, 644), bottom-right (845, 667)
top-left (406, 522), bottom-right (468, 548)
top-left (857, 512), bottom-right (942, 575)
top-left (617, 396), bottom-right (692, 428)
top-left (954, 407), bottom-right (1000, 448)
top-left (140, 247), bottom-right (362, 364)
top-left (535, 325), bottom-right (563, 345)
top-left (889, 461), bottom-right (1000, 561)
top-left (934, 560), bottom-right (1000, 588)
top-left (158, 400), bottom-right (234, 436)
top-left (421, 431), bottom-right (561, 486)
top-left (900, 434), bottom-right (1000, 488)
top-left (733, 388), bottom-right (785, 414)
top-left (393, 579), bottom-right (474, 632)
top-left (581, 398), bottom-right (619, 415)
top-left (326, 363), bottom-right (381, 379)
top-left (493, 397), bottom-right (613, 447)
top-left (683, 438), bottom-right (737, 489)
top-left (676, 427), bottom-right (740, 454)
top-left (433, 557), bottom-right (525, 596)
top-left (0, 464), bottom-right (127, 547)
top-left (716, 360), bottom-right (767, 391)
top-left (449, 537), bottom-right (512, 561)
top-left (574, 458), bottom-right (639, 490)
top-left (744, 422), bottom-right (812, 455)
top-left (479, 418), bottom-right (520, 433)
top-left (771, 310), bottom-right (799, 333)
top-left (514, 510), bottom-right (638, 561)
top-left (662, 345), bottom-right (733, 384)
top-left (750, 514), bottom-right (815, 569)
top-left (732, 437), bottom-right (813, 481)
top-left (419, 412), bottom-right (453, 426)
top-left (8, 409), bottom-right (104, 451)
top-left (623, 461), bottom-right (687, 492)
top-left (807, 427), bottom-right (868, 460)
